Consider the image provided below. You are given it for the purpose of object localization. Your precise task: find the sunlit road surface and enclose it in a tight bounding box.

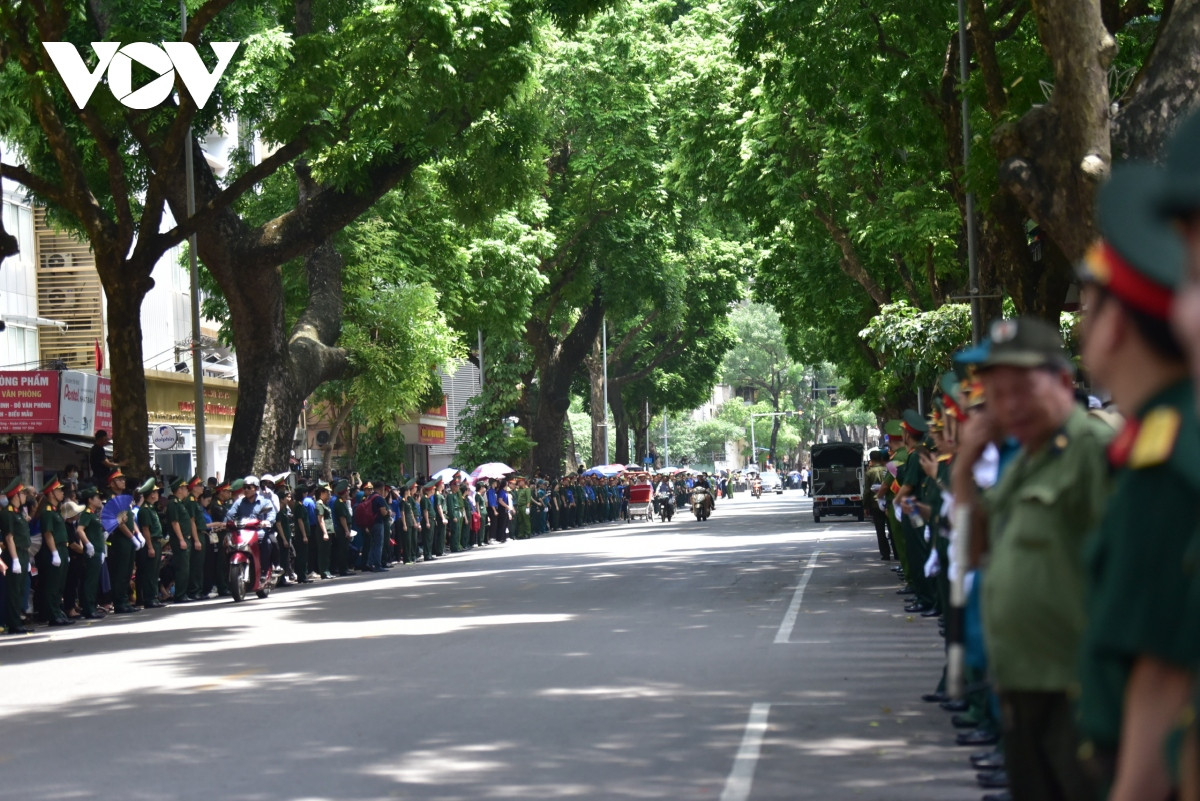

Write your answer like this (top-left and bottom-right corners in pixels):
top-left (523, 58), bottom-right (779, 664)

top-left (0, 491), bottom-right (973, 800)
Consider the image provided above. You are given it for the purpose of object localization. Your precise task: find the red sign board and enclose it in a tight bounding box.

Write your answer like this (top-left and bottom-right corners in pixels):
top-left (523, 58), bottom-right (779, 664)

top-left (0, 371), bottom-right (60, 433)
top-left (418, 424), bottom-right (446, 445)
top-left (425, 396), bottom-right (448, 418)
top-left (94, 377), bottom-right (112, 433)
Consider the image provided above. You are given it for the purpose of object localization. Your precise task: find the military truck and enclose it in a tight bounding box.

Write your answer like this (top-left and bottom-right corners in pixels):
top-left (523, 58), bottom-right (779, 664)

top-left (810, 442), bottom-right (865, 523)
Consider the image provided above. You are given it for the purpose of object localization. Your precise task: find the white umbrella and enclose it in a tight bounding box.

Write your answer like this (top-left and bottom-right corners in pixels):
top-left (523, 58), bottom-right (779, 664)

top-left (470, 462), bottom-right (516, 481)
top-left (431, 467), bottom-right (471, 484)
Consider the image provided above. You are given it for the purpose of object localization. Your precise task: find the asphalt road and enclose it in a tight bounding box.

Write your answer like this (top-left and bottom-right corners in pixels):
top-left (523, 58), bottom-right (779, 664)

top-left (0, 490), bottom-right (977, 801)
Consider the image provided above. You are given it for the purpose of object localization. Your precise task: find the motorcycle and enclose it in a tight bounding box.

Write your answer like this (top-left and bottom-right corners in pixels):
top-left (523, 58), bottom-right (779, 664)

top-left (751, 479), bottom-right (762, 499)
top-left (653, 490), bottom-right (675, 522)
top-left (226, 520), bottom-right (278, 602)
top-left (690, 489), bottom-right (713, 521)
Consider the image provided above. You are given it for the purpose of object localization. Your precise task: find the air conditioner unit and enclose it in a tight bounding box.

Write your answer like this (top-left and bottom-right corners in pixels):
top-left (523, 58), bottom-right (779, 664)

top-left (41, 252), bottom-right (73, 270)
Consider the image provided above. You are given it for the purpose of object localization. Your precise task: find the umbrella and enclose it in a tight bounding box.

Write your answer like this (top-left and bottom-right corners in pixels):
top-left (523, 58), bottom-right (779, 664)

top-left (658, 466), bottom-right (682, 475)
top-left (101, 495), bottom-right (133, 534)
top-left (471, 462), bottom-right (515, 481)
top-left (431, 467), bottom-right (471, 484)
top-left (582, 464), bottom-right (626, 478)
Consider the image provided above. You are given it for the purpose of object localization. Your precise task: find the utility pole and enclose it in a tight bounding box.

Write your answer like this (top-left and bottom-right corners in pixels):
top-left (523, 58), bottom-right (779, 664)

top-left (601, 317), bottom-right (609, 462)
top-left (182, 0), bottom-right (206, 477)
top-left (957, 0), bottom-right (982, 345)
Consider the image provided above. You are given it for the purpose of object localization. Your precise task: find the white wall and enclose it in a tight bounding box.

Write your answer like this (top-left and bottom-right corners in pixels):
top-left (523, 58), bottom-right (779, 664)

top-left (0, 183), bottom-right (40, 369)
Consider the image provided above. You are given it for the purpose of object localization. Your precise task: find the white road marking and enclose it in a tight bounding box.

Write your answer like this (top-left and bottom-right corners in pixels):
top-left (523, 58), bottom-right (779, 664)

top-left (774, 549), bottom-right (821, 644)
top-left (720, 702), bottom-right (771, 801)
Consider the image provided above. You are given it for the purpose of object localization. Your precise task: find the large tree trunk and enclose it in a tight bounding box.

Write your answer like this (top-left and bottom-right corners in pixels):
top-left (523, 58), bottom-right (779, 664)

top-left (587, 337), bottom-right (606, 465)
top-left (1112, 0), bottom-right (1200, 161)
top-left (995, 0), bottom-right (1115, 267)
top-left (611, 392), bottom-right (629, 466)
top-left (527, 298), bottom-right (605, 475)
top-left (97, 255), bottom-right (153, 477)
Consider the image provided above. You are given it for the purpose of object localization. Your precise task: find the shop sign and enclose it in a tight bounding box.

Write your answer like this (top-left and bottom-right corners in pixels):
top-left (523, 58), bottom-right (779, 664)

top-left (152, 424), bottom-right (180, 450)
top-left (0, 371), bottom-right (59, 433)
top-left (94, 377), bottom-right (112, 432)
top-left (418, 425), bottom-right (445, 445)
top-left (59, 370), bottom-right (99, 435)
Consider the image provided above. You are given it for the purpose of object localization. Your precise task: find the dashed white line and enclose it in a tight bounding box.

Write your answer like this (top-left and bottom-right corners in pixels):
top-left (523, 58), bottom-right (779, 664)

top-left (720, 702), bottom-right (771, 801)
top-left (773, 549), bottom-right (821, 644)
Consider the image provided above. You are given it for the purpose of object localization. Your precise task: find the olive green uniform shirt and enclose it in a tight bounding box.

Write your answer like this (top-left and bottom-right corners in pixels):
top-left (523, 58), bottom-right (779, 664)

top-left (137, 504), bottom-right (164, 541)
top-left (167, 497), bottom-right (190, 544)
top-left (40, 504), bottom-right (67, 548)
top-left (1079, 380), bottom-right (1200, 749)
top-left (981, 406), bottom-right (1113, 692)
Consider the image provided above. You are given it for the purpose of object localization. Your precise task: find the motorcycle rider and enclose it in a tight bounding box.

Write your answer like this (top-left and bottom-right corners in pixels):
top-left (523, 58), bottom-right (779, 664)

top-left (228, 476), bottom-right (277, 583)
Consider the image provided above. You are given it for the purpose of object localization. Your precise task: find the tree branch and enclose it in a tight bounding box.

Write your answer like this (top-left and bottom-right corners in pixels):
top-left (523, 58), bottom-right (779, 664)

top-left (807, 202), bottom-right (891, 308)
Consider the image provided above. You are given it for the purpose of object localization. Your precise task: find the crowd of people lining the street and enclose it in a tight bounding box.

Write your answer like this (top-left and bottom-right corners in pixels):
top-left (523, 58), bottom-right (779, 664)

top-left (0, 453), bottom-right (732, 628)
top-left (866, 112), bottom-right (1200, 801)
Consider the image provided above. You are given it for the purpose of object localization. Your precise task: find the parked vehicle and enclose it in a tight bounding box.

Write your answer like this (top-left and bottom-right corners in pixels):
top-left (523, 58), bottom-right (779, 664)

top-left (226, 520), bottom-right (278, 602)
top-left (810, 443), bottom-right (866, 523)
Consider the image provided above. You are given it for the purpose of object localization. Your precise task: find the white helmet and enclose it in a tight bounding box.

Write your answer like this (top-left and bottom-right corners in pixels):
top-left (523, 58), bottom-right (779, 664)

top-left (243, 475), bottom-right (260, 487)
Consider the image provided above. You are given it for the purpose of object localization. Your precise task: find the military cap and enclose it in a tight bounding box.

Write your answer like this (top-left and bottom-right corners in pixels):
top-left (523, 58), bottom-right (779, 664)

top-left (939, 372), bottom-right (967, 422)
top-left (883, 419), bottom-right (904, 437)
top-left (3, 476), bottom-right (24, 499)
top-left (422, 480), bottom-right (437, 490)
top-left (214, 480), bottom-right (230, 493)
top-left (229, 478), bottom-right (245, 492)
top-left (334, 479), bottom-right (349, 494)
top-left (900, 409), bottom-right (928, 436)
top-left (405, 479), bottom-right (418, 490)
top-left (169, 477), bottom-right (187, 491)
top-left (78, 486), bottom-right (100, 502)
top-left (108, 467), bottom-right (125, 482)
top-left (1155, 109), bottom-right (1200, 219)
top-left (362, 481), bottom-right (374, 491)
top-left (138, 477), bottom-right (159, 495)
top-left (187, 475), bottom-right (203, 489)
top-left (1079, 163), bottom-right (1184, 320)
top-left (980, 317), bottom-right (1069, 371)
top-left (41, 475), bottom-right (62, 494)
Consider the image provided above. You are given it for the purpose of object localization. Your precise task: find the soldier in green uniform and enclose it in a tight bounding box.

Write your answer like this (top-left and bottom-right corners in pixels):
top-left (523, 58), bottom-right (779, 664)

top-left (134, 478), bottom-right (166, 608)
top-left (419, 482), bottom-right (436, 559)
top-left (165, 478), bottom-right (192, 603)
top-left (208, 480), bottom-right (234, 595)
top-left (291, 483), bottom-right (311, 583)
top-left (401, 480), bottom-right (419, 561)
top-left (1157, 111), bottom-right (1200, 801)
top-left (953, 317), bottom-right (1113, 801)
top-left (75, 486), bottom-right (107, 618)
top-left (36, 475), bottom-right (73, 625)
top-left (513, 477), bottom-right (532, 539)
top-left (104, 469), bottom-right (139, 613)
top-left (878, 420), bottom-right (909, 583)
top-left (431, 480), bottom-right (448, 556)
top-left (446, 477), bottom-right (464, 552)
top-left (894, 410), bottom-right (935, 614)
top-left (865, 451), bottom-right (891, 560)
top-left (332, 481), bottom-right (354, 576)
top-left (314, 482), bottom-right (334, 579)
top-left (1076, 160), bottom-right (1198, 800)
top-left (184, 476), bottom-right (206, 600)
top-left (1, 478), bottom-right (32, 633)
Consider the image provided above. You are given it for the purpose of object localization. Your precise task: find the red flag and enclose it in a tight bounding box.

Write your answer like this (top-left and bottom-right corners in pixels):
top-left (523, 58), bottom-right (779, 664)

top-left (94, 339), bottom-right (104, 372)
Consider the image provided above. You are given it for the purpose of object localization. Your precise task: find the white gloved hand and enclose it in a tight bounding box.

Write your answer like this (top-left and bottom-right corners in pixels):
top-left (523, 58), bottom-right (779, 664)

top-left (893, 503), bottom-right (903, 523)
top-left (924, 525), bottom-right (931, 543)
top-left (133, 534), bottom-right (145, 550)
top-left (877, 499), bottom-right (886, 511)
top-left (10, 558), bottom-right (21, 574)
top-left (51, 550), bottom-right (61, 567)
top-left (100, 550), bottom-right (106, 564)
top-left (85, 541), bottom-right (95, 558)
top-left (924, 548), bottom-right (940, 578)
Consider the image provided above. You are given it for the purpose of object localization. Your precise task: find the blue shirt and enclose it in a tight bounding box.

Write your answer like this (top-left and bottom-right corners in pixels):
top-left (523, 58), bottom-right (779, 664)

top-left (487, 488), bottom-right (498, 509)
top-left (230, 493), bottom-right (277, 527)
top-left (498, 489), bottom-right (510, 507)
top-left (303, 496), bottom-right (317, 525)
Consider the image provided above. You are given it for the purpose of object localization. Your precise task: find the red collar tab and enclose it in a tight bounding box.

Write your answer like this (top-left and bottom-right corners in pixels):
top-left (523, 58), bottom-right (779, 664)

top-left (1107, 418), bottom-right (1141, 468)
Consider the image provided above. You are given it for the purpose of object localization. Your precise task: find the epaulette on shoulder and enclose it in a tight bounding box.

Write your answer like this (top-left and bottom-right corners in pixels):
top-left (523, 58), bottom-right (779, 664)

top-left (1128, 406), bottom-right (1182, 470)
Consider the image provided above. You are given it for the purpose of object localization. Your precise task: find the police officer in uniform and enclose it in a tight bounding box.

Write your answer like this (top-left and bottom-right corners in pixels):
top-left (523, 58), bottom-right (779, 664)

top-left (1, 477), bottom-right (32, 633)
top-left (1076, 159), bottom-right (1198, 800)
top-left (514, 477), bottom-right (532, 539)
top-left (134, 478), bottom-right (166, 609)
top-left (36, 475), bottom-right (73, 626)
